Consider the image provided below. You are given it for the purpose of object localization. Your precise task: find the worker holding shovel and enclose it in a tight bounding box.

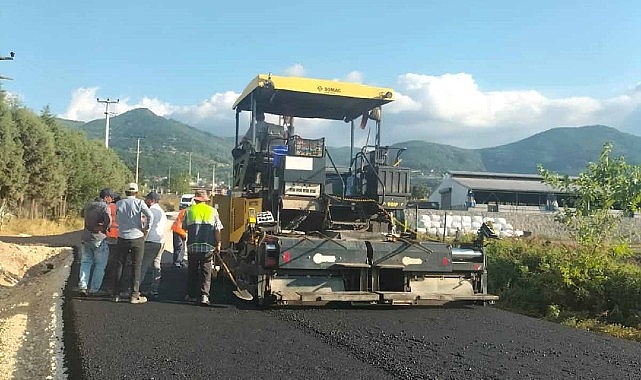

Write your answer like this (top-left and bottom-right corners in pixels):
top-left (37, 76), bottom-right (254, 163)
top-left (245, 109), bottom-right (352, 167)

top-left (182, 189), bottom-right (223, 306)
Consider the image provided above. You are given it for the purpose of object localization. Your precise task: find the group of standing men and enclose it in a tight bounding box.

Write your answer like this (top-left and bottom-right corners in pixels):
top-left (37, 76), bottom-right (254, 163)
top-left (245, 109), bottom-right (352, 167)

top-left (78, 184), bottom-right (223, 306)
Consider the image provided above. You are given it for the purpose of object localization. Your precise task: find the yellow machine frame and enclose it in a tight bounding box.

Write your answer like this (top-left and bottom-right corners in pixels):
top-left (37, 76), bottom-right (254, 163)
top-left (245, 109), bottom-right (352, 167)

top-left (232, 74), bottom-right (394, 120)
top-left (213, 194), bottom-right (262, 250)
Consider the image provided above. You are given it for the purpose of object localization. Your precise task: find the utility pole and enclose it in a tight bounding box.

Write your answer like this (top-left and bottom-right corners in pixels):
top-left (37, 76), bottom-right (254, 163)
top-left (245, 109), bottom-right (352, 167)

top-left (168, 167), bottom-right (171, 194)
top-left (135, 137), bottom-right (141, 184)
top-left (0, 51), bottom-right (14, 81)
top-left (212, 164), bottom-right (216, 193)
top-left (97, 98), bottom-right (119, 148)
top-left (188, 152), bottom-right (192, 182)
top-left (0, 51), bottom-right (14, 61)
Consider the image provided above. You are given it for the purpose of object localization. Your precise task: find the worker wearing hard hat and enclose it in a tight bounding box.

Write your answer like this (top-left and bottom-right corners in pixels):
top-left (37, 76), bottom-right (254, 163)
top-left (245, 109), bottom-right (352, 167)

top-left (182, 189), bottom-right (223, 306)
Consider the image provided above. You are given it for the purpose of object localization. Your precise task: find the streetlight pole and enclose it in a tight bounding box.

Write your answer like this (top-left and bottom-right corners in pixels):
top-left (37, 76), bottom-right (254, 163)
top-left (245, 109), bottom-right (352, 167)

top-left (188, 152), bottom-right (192, 182)
top-left (168, 167), bottom-right (171, 194)
top-left (97, 98), bottom-right (119, 148)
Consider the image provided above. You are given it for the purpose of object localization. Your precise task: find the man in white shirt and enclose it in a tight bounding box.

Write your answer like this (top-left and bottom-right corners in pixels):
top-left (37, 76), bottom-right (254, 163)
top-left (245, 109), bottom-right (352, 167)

top-left (141, 191), bottom-right (167, 298)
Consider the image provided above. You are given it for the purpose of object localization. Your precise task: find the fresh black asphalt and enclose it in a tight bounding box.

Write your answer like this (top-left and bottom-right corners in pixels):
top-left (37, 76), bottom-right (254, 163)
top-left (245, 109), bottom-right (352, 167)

top-left (63, 248), bottom-right (641, 380)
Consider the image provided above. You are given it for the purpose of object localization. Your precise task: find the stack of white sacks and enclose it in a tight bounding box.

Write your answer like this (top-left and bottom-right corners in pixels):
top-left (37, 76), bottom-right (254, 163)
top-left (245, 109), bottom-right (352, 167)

top-left (415, 214), bottom-right (524, 237)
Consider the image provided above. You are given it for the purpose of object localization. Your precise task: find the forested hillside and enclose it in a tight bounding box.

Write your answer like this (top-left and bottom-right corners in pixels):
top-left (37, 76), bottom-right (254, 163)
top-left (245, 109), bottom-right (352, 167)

top-left (0, 92), bottom-right (132, 218)
top-left (479, 125), bottom-right (641, 174)
top-left (64, 108), bottom-right (235, 184)
top-left (358, 125), bottom-right (641, 176)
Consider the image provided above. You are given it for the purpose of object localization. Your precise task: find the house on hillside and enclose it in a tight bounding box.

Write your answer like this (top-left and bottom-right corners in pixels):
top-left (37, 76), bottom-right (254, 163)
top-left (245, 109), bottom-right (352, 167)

top-left (428, 171), bottom-right (568, 211)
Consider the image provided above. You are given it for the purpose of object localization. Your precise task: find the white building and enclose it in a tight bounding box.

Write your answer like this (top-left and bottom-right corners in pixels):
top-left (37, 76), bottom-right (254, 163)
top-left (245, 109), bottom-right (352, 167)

top-left (428, 171), bottom-right (565, 211)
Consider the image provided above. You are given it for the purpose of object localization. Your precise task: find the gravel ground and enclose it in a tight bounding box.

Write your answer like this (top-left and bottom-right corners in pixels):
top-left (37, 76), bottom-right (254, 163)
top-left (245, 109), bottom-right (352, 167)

top-left (0, 232), bottom-right (78, 380)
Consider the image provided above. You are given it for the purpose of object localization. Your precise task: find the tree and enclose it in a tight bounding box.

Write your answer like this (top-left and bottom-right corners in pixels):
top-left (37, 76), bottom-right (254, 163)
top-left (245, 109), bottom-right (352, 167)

top-left (13, 107), bottom-right (64, 218)
top-left (411, 183), bottom-right (430, 200)
top-left (0, 92), bottom-right (27, 207)
top-left (538, 142), bottom-right (641, 251)
top-left (52, 129), bottom-right (133, 214)
top-left (41, 108), bottom-right (133, 215)
top-left (172, 172), bottom-right (192, 195)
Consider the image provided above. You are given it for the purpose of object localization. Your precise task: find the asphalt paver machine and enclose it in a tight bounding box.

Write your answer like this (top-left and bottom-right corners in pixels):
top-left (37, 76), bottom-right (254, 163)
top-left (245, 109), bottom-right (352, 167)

top-left (214, 74), bottom-right (498, 306)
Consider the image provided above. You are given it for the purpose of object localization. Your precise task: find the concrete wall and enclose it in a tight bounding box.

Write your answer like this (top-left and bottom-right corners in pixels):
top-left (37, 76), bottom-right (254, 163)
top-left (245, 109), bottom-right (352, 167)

top-left (404, 207), bottom-right (641, 243)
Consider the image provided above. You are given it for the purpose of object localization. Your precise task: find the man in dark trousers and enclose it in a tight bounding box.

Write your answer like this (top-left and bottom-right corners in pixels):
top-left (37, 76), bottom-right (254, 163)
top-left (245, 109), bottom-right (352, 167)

top-left (140, 191), bottom-right (167, 298)
top-left (113, 182), bottom-right (153, 304)
top-left (183, 189), bottom-right (223, 306)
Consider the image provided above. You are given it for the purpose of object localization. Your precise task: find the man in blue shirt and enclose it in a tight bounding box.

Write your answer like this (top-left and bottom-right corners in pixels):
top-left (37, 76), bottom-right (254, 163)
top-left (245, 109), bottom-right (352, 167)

top-left (113, 182), bottom-right (153, 304)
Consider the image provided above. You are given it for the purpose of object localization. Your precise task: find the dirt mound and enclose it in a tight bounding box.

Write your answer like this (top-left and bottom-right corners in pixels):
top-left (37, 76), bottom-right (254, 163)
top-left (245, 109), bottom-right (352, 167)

top-left (0, 240), bottom-right (66, 287)
top-left (0, 237), bottom-right (73, 380)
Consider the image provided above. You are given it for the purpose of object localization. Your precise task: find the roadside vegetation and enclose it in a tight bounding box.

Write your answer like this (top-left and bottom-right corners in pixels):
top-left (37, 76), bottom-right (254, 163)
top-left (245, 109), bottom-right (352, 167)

top-left (486, 142), bottom-right (641, 341)
top-left (0, 217), bottom-right (83, 236)
top-left (0, 89), bottom-right (133, 224)
top-left (486, 238), bottom-right (641, 341)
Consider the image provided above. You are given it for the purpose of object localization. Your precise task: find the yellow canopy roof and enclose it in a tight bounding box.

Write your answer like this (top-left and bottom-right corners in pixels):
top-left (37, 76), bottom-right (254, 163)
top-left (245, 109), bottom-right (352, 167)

top-left (232, 74), bottom-right (395, 121)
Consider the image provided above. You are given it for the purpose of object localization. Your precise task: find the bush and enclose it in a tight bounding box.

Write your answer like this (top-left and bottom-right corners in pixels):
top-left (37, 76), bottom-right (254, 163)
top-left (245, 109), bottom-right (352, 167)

top-left (160, 194), bottom-right (179, 212)
top-left (486, 238), bottom-right (641, 328)
top-left (162, 201), bottom-right (176, 212)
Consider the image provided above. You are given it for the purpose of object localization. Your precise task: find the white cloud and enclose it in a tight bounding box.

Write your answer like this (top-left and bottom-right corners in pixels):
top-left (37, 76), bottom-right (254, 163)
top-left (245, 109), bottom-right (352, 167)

top-left (59, 87), bottom-right (239, 131)
top-left (60, 87), bottom-right (103, 121)
top-left (59, 87), bottom-right (169, 121)
top-left (344, 71), bottom-right (363, 83)
top-left (384, 72), bottom-right (641, 147)
top-left (135, 97), bottom-right (177, 117)
top-left (284, 64), bottom-right (305, 77)
top-left (396, 73), bottom-right (549, 126)
top-left (59, 71), bottom-right (641, 149)
top-left (628, 82), bottom-right (641, 95)
top-left (167, 91), bottom-right (239, 129)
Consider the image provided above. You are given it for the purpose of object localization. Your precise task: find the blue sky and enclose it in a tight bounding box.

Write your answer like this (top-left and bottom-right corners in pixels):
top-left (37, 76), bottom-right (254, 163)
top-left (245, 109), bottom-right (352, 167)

top-left (2, 1), bottom-right (641, 148)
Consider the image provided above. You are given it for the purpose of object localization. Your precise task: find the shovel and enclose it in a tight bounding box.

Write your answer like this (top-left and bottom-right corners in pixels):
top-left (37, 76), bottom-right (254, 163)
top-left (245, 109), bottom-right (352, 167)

top-left (214, 250), bottom-right (254, 301)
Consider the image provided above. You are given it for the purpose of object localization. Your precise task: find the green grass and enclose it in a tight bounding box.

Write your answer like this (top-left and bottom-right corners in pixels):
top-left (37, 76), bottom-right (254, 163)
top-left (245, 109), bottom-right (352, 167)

top-left (561, 317), bottom-right (641, 342)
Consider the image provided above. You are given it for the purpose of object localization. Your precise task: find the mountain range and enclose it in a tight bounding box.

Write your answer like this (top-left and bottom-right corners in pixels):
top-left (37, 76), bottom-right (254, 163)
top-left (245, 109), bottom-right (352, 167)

top-left (58, 108), bottom-right (641, 183)
top-left (58, 109), bottom-right (235, 185)
top-left (330, 125), bottom-right (641, 177)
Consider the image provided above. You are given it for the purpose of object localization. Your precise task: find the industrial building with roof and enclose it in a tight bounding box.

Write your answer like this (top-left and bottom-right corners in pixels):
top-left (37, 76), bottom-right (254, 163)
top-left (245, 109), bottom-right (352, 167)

top-left (428, 171), bottom-right (568, 211)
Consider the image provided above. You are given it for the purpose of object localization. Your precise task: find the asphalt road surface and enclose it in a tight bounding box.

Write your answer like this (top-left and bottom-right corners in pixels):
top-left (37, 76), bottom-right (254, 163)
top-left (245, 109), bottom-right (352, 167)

top-left (64, 250), bottom-right (641, 380)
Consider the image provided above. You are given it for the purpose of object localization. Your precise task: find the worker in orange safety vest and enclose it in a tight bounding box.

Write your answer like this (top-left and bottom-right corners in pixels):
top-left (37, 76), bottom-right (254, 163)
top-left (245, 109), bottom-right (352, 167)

top-left (100, 189), bottom-right (120, 293)
top-left (171, 208), bottom-right (188, 267)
